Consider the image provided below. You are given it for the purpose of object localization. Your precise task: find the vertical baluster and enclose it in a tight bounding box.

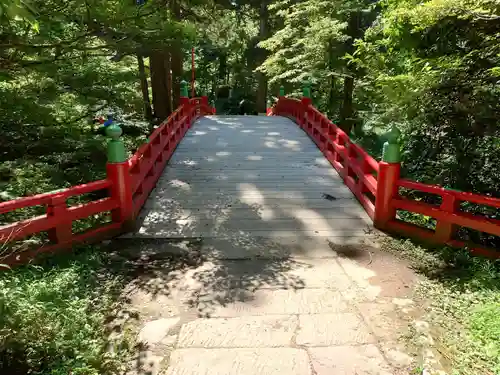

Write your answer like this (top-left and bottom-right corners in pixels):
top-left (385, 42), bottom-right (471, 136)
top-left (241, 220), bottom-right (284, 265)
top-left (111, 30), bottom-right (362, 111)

top-left (47, 195), bottom-right (72, 244)
top-left (435, 193), bottom-right (459, 243)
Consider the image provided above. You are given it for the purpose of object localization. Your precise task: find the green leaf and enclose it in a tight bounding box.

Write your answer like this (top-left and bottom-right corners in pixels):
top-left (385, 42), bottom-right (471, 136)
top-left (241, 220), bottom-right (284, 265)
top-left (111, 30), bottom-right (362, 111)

top-left (488, 67), bottom-right (500, 77)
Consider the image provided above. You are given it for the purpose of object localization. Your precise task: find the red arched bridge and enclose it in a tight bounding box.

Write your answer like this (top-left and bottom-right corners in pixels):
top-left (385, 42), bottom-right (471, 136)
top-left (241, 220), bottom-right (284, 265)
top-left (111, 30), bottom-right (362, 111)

top-left (1, 87), bottom-right (499, 266)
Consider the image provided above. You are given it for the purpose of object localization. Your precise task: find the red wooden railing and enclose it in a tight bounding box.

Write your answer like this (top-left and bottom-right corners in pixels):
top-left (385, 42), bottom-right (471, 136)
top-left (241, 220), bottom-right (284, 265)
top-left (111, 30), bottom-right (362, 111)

top-left (270, 95), bottom-right (500, 258)
top-left (273, 97), bottom-right (379, 219)
top-left (0, 96), bottom-right (214, 265)
top-left (2, 90), bottom-right (497, 264)
top-left (391, 180), bottom-right (500, 257)
top-left (129, 97), bottom-right (212, 217)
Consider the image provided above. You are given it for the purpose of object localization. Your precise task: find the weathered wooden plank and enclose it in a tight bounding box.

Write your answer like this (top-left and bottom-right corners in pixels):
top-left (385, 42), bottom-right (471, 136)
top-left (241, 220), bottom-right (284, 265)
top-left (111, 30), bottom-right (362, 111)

top-left (131, 116), bottom-right (372, 242)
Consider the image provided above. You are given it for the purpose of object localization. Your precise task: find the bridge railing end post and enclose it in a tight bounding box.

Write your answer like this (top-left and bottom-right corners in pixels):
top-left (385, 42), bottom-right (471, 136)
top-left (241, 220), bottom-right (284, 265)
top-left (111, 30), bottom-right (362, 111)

top-left (374, 125), bottom-right (402, 229)
top-left (301, 80), bottom-right (312, 106)
top-left (105, 124), bottom-right (134, 231)
top-left (180, 80), bottom-right (190, 106)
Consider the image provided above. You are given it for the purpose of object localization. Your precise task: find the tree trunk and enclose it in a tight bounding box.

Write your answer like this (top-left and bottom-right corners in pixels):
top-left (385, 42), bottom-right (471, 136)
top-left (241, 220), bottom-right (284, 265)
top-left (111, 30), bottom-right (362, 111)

top-left (339, 76), bottom-right (354, 133)
top-left (328, 76), bottom-right (336, 116)
top-left (218, 53), bottom-right (227, 83)
top-left (171, 0), bottom-right (183, 108)
top-left (327, 40), bottom-right (337, 116)
top-left (137, 54), bottom-right (153, 123)
top-left (150, 51), bottom-right (169, 121)
top-left (339, 12), bottom-right (360, 134)
top-left (171, 47), bottom-right (182, 108)
top-left (164, 51), bottom-right (173, 115)
top-left (256, 0), bottom-right (269, 113)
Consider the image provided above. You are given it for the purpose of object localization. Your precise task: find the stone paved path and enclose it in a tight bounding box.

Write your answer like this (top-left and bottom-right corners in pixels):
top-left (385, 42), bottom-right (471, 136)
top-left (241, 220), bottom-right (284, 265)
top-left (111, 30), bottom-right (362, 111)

top-left (117, 238), bottom-right (419, 375)
top-left (117, 116), bottom-right (422, 375)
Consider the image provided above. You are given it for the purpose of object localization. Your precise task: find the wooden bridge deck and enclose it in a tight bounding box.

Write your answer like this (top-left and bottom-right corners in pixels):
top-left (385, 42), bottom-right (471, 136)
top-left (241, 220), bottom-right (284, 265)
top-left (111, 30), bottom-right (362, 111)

top-left (129, 115), bottom-right (372, 250)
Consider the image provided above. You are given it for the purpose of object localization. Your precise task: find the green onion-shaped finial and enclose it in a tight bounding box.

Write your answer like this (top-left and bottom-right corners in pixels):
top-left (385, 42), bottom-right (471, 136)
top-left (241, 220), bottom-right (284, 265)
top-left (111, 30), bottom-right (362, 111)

top-left (302, 80), bottom-right (311, 98)
top-left (382, 125), bottom-right (401, 163)
top-left (180, 80), bottom-right (188, 97)
top-left (106, 124), bottom-right (126, 163)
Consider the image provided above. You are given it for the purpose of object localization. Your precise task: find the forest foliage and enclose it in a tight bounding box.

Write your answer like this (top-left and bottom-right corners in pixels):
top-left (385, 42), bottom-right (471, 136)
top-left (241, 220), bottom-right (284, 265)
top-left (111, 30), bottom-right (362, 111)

top-left (1, 0), bottom-right (498, 199)
top-left (0, 0), bottom-right (499, 374)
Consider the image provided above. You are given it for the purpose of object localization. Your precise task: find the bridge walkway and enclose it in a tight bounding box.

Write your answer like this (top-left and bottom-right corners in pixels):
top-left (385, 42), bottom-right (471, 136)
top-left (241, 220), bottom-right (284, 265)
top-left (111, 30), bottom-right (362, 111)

top-left (119, 115), bottom-right (414, 375)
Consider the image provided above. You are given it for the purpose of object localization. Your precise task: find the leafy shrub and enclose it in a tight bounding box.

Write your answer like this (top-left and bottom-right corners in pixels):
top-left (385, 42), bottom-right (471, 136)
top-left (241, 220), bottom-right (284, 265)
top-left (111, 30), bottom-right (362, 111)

top-left (0, 249), bottom-right (132, 375)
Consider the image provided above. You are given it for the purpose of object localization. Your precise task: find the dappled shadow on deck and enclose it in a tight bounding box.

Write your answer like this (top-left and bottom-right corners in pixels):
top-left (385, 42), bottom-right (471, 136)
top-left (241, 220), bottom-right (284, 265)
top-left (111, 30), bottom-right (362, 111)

top-left (130, 115), bottom-right (372, 246)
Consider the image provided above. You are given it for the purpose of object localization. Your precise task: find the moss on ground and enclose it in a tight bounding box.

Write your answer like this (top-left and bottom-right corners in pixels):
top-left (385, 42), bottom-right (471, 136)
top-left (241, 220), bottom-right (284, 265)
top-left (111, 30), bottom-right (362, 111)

top-left (382, 237), bottom-right (500, 375)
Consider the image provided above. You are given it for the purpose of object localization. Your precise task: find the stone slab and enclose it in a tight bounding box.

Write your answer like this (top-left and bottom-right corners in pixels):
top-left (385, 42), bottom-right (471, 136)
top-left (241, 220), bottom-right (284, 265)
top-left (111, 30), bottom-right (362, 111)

top-left (198, 288), bottom-right (349, 317)
top-left (309, 345), bottom-right (393, 375)
top-left (138, 317), bottom-right (181, 345)
top-left (177, 315), bottom-right (298, 348)
top-left (296, 313), bottom-right (375, 346)
top-left (174, 258), bottom-right (352, 292)
top-left (116, 235), bottom-right (378, 260)
top-left (357, 302), bottom-right (411, 341)
top-left (165, 348), bottom-right (311, 375)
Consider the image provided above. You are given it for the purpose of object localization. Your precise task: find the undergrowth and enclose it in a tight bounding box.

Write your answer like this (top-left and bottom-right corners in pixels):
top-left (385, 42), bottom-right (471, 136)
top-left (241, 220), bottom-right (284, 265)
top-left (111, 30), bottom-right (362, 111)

top-left (0, 55), bottom-right (150, 257)
top-left (382, 237), bottom-right (500, 375)
top-left (0, 246), bottom-right (134, 375)
top-left (0, 55), bottom-right (148, 219)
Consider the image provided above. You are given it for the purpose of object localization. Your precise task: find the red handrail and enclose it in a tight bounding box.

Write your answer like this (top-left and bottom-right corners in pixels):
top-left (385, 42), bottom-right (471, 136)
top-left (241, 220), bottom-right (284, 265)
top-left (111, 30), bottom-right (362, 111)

top-left (389, 179), bottom-right (500, 257)
top-left (269, 96), bottom-right (499, 257)
top-left (272, 97), bottom-right (379, 219)
top-left (0, 179), bottom-right (110, 215)
top-left (398, 179), bottom-right (500, 209)
top-left (0, 97), bottom-right (215, 266)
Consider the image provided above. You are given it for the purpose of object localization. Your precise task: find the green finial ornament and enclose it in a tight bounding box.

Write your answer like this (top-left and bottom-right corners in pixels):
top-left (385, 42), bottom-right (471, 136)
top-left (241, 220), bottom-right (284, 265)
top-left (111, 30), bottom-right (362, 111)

top-left (106, 124), bottom-right (126, 163)
top-left (180, 80), bottom-right (188, 97)
top-left (382, 125), bottom-right (401, 163)
top-left (279, 85), bottom-right (285, 96)
top-left (302, 80), bottom-right (311, 98)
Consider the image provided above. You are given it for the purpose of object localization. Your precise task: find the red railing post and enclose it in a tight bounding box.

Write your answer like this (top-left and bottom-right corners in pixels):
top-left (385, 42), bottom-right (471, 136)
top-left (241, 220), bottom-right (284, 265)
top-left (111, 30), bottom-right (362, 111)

top-left (301, 80), bottom-right (312, 106)
top-left (180, 80), bottom-right (192, 124)
top-left (434, 193), bottom-right (459, 243)
top-left (180, 80), bottom-right (190, 106)
top-left (300, 81), bottom-right (312, 127)
top-left (374, 125), bottom-right (401, 230)
top-left (105, 124), bottom-right (134, 230)
top-left (47, 194), bottom-right (72, 244)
